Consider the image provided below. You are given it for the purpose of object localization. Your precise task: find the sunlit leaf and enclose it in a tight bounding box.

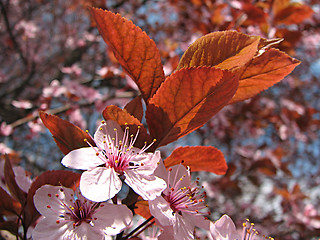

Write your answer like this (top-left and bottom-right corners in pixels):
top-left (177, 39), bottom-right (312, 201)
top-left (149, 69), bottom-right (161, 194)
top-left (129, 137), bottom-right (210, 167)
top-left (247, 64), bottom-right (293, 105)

top-left (146, 67), bottom-right (238, 147)
top-left (39, 111), bottom-right (96, 155)
top-left (103, 105), bottom-right (153, 149)
top-left (24, 170), bottom-right (80, 228)
top-left (229, 48), bottom-right (300, 104)
top-left (124, 95), bottom-right (144, 122)
top-left (90, 7), bottom-right (165, 102)
top-left (164, 146), bottom-right (227, 175)
top-left (134, 199), bottom-right (152, 219)
top-left (4, 156), bottom-right (26, 205)
top-left (274, 3), bottom-right (313, 25)
top-left (177, 31), bottom-right (260, 71)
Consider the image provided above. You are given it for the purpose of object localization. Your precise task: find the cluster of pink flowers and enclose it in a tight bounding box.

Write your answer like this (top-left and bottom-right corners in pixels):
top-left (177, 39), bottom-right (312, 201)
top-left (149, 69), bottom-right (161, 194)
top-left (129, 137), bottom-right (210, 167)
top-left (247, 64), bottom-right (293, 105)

top-left (31, 120), bottom-right (269, 239)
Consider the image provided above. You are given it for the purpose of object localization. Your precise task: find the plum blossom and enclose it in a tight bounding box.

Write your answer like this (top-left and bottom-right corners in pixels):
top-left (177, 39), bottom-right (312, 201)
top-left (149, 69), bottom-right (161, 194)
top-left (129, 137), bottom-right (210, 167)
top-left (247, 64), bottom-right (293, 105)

top-left (0, 160), bottom-right (32, 193)
top-left (32, 185), bottom-right (132, 240)
top-left (61, 120), bottom-right (166, 202)
top-left (210, 214), bottom-right (270, 240)
top-left (149, 162), bottom-right (210, 240)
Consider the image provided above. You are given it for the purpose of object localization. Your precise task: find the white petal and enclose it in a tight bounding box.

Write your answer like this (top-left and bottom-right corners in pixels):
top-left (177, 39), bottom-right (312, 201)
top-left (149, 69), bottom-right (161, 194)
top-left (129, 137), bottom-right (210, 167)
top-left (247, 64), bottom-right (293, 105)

top-left (149, 196), bottom-right (175, 226)
top-left (33, 185), bottom-right (74, 217)
top-left (72, 223), bottom-right (105, 240)
top-left (13, 166), bottom-right (32, 192)
top-left (168, 164), bottom-right (191, 189)
top-left (158, 226), bottom-right (174, 240)
top-left (210, 215), bottom-right (240, 240)
top-left (93, 203), bottom-right (133, 235)
top-left (125, 170), bottom-right (166, 200)
top-left (32, 217), bottom-right (72, 240)
top-left (61, 147), bottom-right (105, 170)
top-left (131, 150), bottom-right (161, 175)
top-left (80, 167), bottom-right (122, 202)
top-left (94, 121), bottom-right (124, 147)
top-left (173, 213), bottom-right (195, 240)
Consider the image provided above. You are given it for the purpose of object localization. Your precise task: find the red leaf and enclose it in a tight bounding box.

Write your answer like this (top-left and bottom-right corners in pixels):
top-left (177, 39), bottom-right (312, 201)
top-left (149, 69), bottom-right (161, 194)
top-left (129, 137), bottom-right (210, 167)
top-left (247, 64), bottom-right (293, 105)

top-left (177, 31), bottom-right (260, 71)
top-left (229, 48), bottom-right (300, 104)
top-left (90, 8), bottom-right (165, 102)
top-left (0, 221), bottom-right (19, 237)
top-left (0, 186), bottom-right (22, 216)
top-left (24, 170), bottom-right (80, 228)
top-left (39, 111), bottom-right (96, 155)
top-left (146, 67), bottom-right (238, 147)
top-left (124, 96), bottom-right (144, 122)
top-left (274, 3), bottom-right (314, 25)
top-left (134, 199), bottom-right (152, 219)
top-left (102, 105), bottom-right (153, 149)
top-left (4, 156), bottom-right (27, 205)
top-left (164, 146), bottom-right (227, 175)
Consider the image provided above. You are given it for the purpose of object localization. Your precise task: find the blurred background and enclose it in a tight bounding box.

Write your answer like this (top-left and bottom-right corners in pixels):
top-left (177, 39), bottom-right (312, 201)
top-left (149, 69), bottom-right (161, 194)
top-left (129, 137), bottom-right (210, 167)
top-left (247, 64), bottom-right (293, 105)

top-left (0, 0), bottom-right (319, 239)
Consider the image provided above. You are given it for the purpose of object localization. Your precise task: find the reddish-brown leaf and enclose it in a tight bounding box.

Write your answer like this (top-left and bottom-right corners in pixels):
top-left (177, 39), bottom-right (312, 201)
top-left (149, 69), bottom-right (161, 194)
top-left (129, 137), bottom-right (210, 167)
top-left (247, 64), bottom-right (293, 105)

top-left (103, 105), bottom-right (153, 149)
top-left (25, 170), bottom-right (80, 228)
top-left (229, 48), bottom-right (300, 104)
top-left (90, 8), bottom-right (165, 102)
top-left (39, 111), bottom-right (96, 155)
top-left (146, 67), bottom-right (238, 147)
top-left (274, 3), bottom-right (314, 25)
top-left (164, 146), bottom-right (227, 175)
top-left (4, 156), bottom-right (27, 205)
top-left (0, 221), bottom-right (19, 237)
top-left (0, 187), bottom-right (22, 216)
top-left (124, 96), bottom-right (144, 122)
top-left (177, 31), bottom-right (260, 71)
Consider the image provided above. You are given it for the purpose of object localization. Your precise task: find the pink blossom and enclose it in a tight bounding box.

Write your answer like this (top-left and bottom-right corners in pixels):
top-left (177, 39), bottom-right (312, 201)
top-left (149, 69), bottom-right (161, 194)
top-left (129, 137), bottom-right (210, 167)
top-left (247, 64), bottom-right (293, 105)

top-left (0, 160), bottom-right (32, 193)
top-left (210, 215), bottom-right (268, 240)
top-left (61, 120), bottom-right (166, 202)
top-left (32, 185), bottom-right (132, 240)
top-left (149, 162), bottom-right (210, 240)
top-left (0, 122), bottom-right (13, 136)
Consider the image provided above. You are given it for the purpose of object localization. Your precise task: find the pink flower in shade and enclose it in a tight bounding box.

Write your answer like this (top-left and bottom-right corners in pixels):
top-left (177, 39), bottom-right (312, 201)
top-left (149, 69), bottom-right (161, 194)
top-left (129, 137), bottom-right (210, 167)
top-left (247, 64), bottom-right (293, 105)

top-left (210, 215), bottom-right (270, 240)
top-left (149, 162), bottom-right (210, 240)
top-left (32, 185), bottom-right (132, 240)
top-left (61, 120), bottom-right (166, 202)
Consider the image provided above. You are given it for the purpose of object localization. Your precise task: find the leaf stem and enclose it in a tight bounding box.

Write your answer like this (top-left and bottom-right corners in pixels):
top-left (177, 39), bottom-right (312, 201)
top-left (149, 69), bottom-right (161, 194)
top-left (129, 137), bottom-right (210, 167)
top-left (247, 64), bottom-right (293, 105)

top-left (122, 216), bottom-right (154, 239)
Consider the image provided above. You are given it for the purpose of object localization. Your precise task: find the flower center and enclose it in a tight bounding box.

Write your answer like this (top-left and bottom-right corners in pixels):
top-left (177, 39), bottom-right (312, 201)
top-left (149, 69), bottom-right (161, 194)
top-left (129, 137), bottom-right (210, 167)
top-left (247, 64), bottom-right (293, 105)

top-left (84, 121), bottom-right (156, 176)
top-left (163, 167), bottom-right (208, 217)
top-left (47, 188), bottom-right (101, 228)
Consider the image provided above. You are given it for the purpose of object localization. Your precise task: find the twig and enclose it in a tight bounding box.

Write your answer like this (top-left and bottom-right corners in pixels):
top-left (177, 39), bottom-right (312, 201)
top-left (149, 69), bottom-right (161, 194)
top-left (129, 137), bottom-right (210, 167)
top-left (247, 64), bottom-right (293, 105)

top-left (0, 0), bottom-right (28, 65)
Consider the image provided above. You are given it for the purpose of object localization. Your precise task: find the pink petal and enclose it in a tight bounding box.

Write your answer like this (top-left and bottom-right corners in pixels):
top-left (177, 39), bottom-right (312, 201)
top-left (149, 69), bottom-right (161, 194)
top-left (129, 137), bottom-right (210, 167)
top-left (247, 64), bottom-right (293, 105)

top-left (61, 147), bottom-right (105, 170)
top-left (71, 223), bottom-right (105, 240)
top-left (210, 215), bottom-right (240, 240)
top-left (182, 212), bottom-right (210, 231)
top-left (93, 203), bottom-right (133, 235)
top-left (33, 185), bottom-right (74, 217)
top-left (149, 196), bottom-right (175, 226)
top-left (32, 217), bottom-right (73, 240)
top-left (125, 170), bottom-right (166, 200)
top-left (80, 167), bottom-right (122, 202)
top-left (173, 213), bottom-right (194, 240)
top-left (168, 164), bottom-right (191, 188)
top-left (131, 150), bottom-right (161, 175)
top-left (94, 121), bottom-right (124, 147)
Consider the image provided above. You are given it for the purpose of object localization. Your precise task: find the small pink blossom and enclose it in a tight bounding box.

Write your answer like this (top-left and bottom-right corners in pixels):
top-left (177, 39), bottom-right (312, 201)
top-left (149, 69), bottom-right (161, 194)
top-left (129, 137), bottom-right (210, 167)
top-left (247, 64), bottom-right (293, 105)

top-left (210, 215), bottom-right (268, 240)
top-left (62, 120), bottom-right (166, 202)
top-left (149, 162), bottom-right (210, 240)
top-left (32, 185), bottom-right (132, 240)
top-left (0, 160), bottom-right (32, 193)
top-left (0, 122), bottom-right (13, 136)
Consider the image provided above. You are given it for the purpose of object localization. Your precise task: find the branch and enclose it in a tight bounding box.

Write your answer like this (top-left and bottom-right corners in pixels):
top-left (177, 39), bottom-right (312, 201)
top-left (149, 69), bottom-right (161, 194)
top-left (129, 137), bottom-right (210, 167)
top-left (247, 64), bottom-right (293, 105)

top-left (0, 0), bottom-right (28, 65)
